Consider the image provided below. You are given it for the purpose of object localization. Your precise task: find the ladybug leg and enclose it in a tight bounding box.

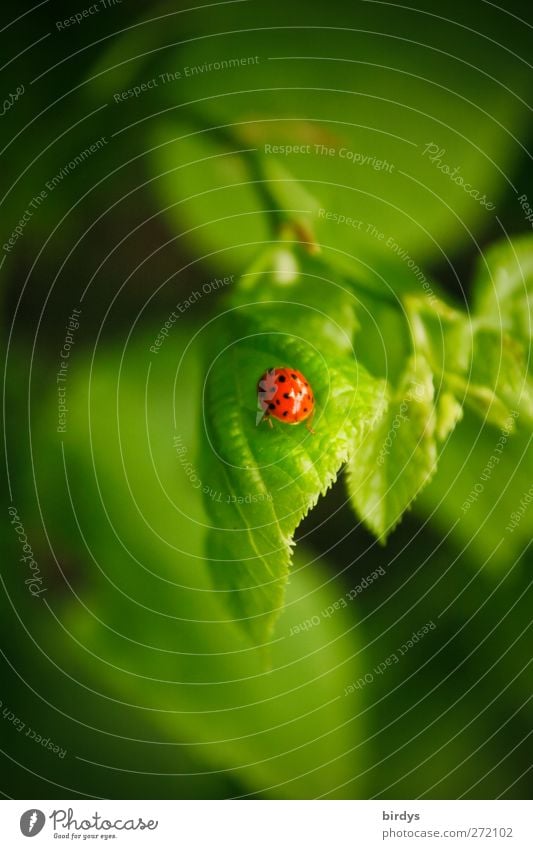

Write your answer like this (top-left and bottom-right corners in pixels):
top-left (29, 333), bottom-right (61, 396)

top-left (267, 417), bottom-right (274, 429)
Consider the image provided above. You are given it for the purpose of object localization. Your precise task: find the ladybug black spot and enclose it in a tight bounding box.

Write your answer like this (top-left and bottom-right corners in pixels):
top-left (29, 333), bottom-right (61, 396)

top-left (277, 375), bottom-right (286, 383)
top-left (304, 407), bottom-right (308, 412)
top-left (268, 403), bottom-right (275, 410)
top-left (283, 392), bottom-right (290, 399)
top-left (291, 373), bottom-right (297, 379)
top-left (282, 411), bottom-right (288, 417)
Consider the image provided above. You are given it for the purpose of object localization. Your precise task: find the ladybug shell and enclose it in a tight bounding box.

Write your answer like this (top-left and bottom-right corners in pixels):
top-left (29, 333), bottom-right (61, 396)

top-left (257, 367), bottom-right (314, 424)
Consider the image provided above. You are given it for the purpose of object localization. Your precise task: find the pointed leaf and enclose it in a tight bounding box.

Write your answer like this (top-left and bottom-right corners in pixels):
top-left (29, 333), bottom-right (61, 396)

top-left (201, 264), bottom-right (386, 641)
top-left (347, 355), bottom-right (437, 540)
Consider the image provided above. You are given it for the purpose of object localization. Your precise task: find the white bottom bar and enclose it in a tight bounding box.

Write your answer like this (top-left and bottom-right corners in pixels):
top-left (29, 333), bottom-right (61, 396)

top-left (1, 800), bottom-right (531, 848)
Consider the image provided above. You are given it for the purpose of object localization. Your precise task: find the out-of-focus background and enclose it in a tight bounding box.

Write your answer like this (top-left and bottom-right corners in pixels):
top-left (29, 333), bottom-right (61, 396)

top-left (2, 0), bottom-right (532, 799)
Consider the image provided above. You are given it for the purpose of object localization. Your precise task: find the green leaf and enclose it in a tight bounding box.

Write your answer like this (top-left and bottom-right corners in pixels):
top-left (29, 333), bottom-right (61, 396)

top-left (406, 296), bottom-right (473, 376)
top-left (435, 390), bottom-right (464, 442)
top-left (201, 262), bottom-right (386, 641)
top-left (473, 234), bottom-right (533, 347)
top-left (443, 326), bottom-right (533, 429)
top-left (467, 236), bottom-right (533, 425)
top-left (471, 327), bottom-right (533, 421)
top-left (406, 296), bottom-right (533, 430)
top-left (347, 354), bottom-right (437, 540)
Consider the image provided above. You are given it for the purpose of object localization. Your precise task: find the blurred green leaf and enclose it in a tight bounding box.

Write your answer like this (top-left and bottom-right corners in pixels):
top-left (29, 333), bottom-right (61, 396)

top-left (407, 297), bottom-right (473, 377)
top-left (435, 390), bottom-right (464, 442)
top-left (464, 327), bottom-right (533, 428)
top-left (417, 408), bottom-right (531, 571)
top-left (407, 296), bottom-right (533, 430)
top-left (26, 327), bottom-right (369, 798)
top-left (127, 0), bottom-right (533, 275)
top-left (473, 234), bottom-right (533, 347)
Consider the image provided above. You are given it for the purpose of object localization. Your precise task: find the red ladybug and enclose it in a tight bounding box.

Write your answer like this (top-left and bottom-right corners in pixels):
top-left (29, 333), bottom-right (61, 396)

top-left (257, 367), bottom-right (315, 432)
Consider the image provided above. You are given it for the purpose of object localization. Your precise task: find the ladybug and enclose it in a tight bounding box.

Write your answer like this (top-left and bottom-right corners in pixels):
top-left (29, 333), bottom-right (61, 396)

top-left (257, 366), bottom-right (315, 432)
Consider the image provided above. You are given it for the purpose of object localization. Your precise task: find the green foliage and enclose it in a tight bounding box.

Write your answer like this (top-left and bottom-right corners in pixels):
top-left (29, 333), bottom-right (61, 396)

top-left (4, 0), bottom-right (533, 799)
top-left (414, 235), bottom-right (533, 568)
top-left (473, 234), bottom-right (533, 348)
top-left (201, 234), bottom-right (533, 639)
top-left (406, 294), bottom-right (533, 429)
top-left (72, 11), bottom-right (533, 643)
top-left (466, 327), bottom-right (533, 426)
